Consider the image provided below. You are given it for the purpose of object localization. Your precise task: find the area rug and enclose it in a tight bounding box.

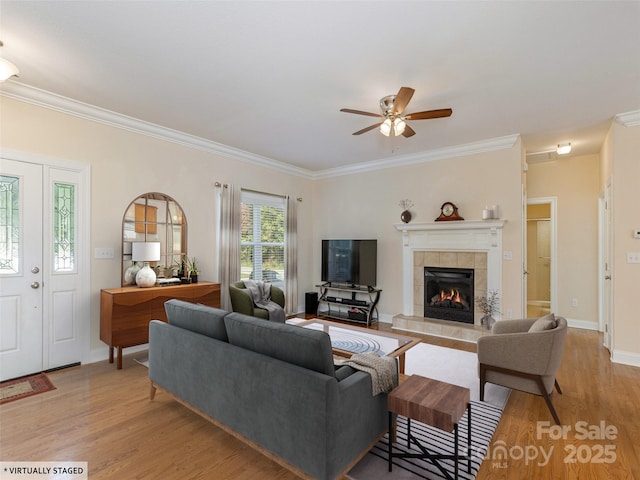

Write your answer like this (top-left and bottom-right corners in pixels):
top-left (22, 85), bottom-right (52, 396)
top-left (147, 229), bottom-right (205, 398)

top-left (0, 373), bottom-right (56, 405)
top-left (347, 342), bottom-right (509, 479)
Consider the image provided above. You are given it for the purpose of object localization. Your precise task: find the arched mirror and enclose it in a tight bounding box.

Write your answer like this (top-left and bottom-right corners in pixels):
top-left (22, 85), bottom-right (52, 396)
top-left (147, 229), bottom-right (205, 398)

top-left (121, 192), bottom-right (187, 286)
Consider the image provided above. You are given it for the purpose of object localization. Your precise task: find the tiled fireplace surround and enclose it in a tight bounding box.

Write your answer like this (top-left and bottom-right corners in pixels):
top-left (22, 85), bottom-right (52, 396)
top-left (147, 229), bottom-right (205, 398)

top-left (393, 220), bottom-right (506, 341)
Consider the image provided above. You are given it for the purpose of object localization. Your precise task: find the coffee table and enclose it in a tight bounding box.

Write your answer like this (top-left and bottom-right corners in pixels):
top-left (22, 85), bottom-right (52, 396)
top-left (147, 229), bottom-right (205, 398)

top-left (297, 318), bottom-right (420, 373)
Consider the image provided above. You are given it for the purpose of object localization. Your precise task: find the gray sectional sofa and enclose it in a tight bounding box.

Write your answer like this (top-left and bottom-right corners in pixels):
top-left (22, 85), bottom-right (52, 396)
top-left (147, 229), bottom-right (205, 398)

top-left (148, 299), bottom-right (389, 480)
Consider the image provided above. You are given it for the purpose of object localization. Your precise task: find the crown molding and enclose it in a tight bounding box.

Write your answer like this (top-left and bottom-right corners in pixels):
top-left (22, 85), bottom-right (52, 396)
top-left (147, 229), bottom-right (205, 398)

top-left (1, 81), bottom-right (315, 179)
top-left (2, 81), bottom-right (520, 180)
top-left (312, 134), bottom-right (520, 179)
top-left (616, 110), bottom-right (640, 127)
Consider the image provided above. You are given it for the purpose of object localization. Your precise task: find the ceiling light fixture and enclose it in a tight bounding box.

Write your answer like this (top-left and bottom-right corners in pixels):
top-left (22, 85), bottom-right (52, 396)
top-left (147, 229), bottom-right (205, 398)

top-left (0, 41), bottom-right (19, 82)
top-left (557, 143), bottom-right (571, 155)
top-left (380, 118), bottom-right (392, 136)
top-left (393, 117), bottom-right (406, 136)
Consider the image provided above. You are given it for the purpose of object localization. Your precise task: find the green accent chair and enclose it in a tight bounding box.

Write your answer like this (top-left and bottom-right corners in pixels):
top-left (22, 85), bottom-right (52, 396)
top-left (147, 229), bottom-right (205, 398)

top-left (229, 281), bottom-right (285, 320)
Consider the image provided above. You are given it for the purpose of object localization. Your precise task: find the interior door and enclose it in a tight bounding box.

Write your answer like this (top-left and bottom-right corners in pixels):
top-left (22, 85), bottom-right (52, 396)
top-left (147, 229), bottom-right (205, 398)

top-left (0, 159), bottom-right (44, 381)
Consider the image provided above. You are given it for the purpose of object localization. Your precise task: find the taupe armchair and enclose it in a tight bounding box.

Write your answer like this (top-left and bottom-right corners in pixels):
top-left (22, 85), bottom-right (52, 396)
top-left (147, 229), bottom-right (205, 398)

top-left (229, 281), bottom-right (285, 320)
top-left (477, 315), bottom-right (567, 424)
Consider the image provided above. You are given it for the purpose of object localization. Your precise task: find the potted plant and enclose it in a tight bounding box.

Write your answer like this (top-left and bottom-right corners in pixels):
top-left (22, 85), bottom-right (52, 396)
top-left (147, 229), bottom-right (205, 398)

top-left (186, 256), bottom-right (199, 283)
top-left (477, 289), bottom-right (500, 330)
top-left (174, 257), bottom-right (190, 283)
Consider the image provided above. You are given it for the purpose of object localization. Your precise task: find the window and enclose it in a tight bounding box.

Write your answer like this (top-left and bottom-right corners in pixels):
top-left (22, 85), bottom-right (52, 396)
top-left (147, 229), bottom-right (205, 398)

top-left (53, 183), bottom-right (76, 272)
top-left (240, 191), bottom-right (285, 289)
top-left (0, 175), bottom-right (19, 274)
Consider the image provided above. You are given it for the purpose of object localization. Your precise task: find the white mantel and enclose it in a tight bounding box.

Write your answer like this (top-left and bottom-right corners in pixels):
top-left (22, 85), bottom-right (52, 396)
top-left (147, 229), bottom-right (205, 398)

top-left (394, 220), bottom-right (507, 318)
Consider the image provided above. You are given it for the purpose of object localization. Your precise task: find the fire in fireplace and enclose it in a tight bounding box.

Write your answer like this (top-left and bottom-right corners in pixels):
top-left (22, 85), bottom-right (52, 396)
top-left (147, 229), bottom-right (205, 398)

top-left (424, 266), bottom-right (474, 324)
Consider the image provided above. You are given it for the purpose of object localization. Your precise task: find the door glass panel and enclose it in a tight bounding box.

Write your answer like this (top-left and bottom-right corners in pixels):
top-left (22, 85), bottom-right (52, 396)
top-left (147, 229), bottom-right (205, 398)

top-left (53, 183), bottom-right (75, 272)
top-left (0, 175), bottom-right (20, 274)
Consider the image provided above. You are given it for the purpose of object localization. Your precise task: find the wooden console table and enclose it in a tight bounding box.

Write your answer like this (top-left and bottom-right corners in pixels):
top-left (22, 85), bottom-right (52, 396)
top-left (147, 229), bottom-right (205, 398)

top-left (100, 281), bottom-right (221, 369)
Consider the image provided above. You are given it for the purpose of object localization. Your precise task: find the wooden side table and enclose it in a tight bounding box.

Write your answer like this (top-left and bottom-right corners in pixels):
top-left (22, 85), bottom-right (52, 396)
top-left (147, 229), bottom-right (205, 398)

top-left (387, 374), bottom-right (471, 480)
top-left (100, 281), bottom-right (221, 369)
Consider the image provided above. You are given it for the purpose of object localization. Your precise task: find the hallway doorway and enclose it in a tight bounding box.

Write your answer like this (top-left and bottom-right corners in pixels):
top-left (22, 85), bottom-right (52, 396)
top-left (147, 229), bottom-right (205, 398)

top-left (526, 199), bottom-right (556, 318)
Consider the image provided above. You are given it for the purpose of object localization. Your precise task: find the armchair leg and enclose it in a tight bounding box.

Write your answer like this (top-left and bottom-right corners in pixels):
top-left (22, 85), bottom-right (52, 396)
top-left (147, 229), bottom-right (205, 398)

top-left (554, 379), bottom-right (562, 395)
top-left (479, 364), bottom-right (486, 401)
top-left (535, 376), bottom-right (561, 425)
top-left (481, 363), bottom-right (562, 425)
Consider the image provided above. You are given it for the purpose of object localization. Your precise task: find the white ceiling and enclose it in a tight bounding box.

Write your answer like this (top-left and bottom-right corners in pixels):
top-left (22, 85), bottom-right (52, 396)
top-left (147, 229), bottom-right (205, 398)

top-left (1, 1), bottom-right (639, 173)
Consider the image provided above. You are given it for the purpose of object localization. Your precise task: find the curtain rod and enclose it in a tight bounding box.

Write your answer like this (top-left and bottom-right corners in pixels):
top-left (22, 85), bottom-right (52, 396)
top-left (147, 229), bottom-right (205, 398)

top-left (241, 187), bottom-right (303, 202)
top-left (214, 183), bottom-right (302, 201)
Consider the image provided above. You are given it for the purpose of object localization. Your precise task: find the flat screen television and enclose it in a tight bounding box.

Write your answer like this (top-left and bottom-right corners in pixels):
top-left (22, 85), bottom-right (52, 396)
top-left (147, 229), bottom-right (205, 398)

top-left (321, 239), bottom-right (377, 288)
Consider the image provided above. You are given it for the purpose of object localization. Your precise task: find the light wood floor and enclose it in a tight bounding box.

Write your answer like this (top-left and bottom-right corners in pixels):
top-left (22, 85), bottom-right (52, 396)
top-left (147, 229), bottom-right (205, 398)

top-left (1, 326), bottom-right (638, 479)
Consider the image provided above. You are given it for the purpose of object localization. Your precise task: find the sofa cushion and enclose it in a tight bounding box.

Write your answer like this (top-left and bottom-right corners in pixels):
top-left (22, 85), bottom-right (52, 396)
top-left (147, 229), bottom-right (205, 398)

top-left (224, 313), bottom-right (335, 377)
top-left (528, 313), bottom-right (557, 333)
top-left (164, 299), bottom-right (229, 342)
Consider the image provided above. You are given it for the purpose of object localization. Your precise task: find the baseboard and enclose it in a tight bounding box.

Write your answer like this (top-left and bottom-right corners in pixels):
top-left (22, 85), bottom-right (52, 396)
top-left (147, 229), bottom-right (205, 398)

top-left (88, 344), bottom-right (149, 364)
top-left (566, 318), bottom-right (599, 331)
top-left (611, 349), bottom-right (640, 367)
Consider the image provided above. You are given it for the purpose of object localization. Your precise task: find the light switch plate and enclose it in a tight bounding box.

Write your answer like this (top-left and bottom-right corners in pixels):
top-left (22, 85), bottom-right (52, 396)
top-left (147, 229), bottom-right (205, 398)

top-left (627, 252), bottom-right (640, 264)
top-left (95, 247), bottom-right (114, 259)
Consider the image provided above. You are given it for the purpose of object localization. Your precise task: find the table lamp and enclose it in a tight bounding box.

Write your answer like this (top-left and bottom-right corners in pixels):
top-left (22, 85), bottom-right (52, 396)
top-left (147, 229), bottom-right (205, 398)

top-left (132, 241), bottom-right (161, 287)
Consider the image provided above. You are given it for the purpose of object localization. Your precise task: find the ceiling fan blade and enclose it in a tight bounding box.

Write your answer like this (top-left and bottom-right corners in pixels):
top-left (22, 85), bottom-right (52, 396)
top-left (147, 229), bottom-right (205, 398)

top-left (402, 124), bottom-right (416, 138)
top-left (405, 108), bottom-right (453, 120)
top-left (353, 123), bottom-right (382, 135)
top-left (392, 87), bottom-right (415, 115)
top-left (340, 108), bottom-right (382, 118)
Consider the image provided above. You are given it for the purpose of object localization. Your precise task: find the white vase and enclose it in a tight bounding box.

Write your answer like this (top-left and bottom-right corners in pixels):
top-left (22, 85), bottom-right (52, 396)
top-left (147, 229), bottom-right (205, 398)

top-left (135, 264), bottom-right (157, 288)
top-left (124, 263), bottom-right (141, 285)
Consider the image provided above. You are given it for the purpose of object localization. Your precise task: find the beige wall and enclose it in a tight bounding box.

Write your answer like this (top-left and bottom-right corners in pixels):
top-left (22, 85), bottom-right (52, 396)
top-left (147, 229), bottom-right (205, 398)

top-left (1, 97), bottom-right (315, 354)
top-left (527, 155), bottom-right (600, 325)
top-left (608, 122), bottom-right (640, 359)
top-left (312, 142), bottom-right (525, 320)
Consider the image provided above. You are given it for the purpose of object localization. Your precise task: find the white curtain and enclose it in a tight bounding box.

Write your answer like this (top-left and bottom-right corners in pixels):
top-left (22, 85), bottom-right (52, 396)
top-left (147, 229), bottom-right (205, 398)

top-left (216, 184), bottom-right (241, 311)
top-left (285, 196), bottom-right (298, 315)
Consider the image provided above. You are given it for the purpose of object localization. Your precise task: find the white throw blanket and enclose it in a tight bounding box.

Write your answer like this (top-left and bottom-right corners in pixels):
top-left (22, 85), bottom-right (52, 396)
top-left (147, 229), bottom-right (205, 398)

top-left (337, 352), bottom-right (398, 396)
top-left (243, 279), bottom-right (286, 323)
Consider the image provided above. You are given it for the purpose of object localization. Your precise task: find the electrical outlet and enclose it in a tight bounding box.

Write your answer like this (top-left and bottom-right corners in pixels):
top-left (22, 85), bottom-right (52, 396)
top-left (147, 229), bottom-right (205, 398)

top-left (571, 298), bottom-right (578, 308)
top-left (503, 251), bottom-right (513, 261)
top-left (95, 247), bottom-right (114, 259)
top-left (506, 309), bottom-right (513, 318)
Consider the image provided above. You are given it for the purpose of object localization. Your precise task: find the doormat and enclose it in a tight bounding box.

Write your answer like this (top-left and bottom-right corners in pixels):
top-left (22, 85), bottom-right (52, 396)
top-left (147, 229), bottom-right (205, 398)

top-left (0, 373), bottom-right (56, 405)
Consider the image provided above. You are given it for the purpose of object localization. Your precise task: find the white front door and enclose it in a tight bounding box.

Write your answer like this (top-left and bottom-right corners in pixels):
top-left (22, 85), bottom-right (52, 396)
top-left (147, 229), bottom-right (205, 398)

top-left (0, 159), bottom-right (44, 380)
top-left (0, 156), bottom-right (88, 381)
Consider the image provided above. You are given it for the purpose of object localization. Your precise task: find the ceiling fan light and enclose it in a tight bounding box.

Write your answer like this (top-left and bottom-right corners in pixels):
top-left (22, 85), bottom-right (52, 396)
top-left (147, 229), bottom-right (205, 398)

top-left (393, 117), bottom-right (406, 136)
top-left (557, 143), bottom-right (571, 155)
top-left (0, 56), bottom-right (19, 82)
top-left (380, 118), bottom-right (392, 136)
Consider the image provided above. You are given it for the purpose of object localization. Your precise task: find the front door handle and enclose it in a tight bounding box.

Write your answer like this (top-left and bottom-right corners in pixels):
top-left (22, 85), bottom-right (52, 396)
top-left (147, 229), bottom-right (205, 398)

top-left (31, 281), bottom-right (40, 289)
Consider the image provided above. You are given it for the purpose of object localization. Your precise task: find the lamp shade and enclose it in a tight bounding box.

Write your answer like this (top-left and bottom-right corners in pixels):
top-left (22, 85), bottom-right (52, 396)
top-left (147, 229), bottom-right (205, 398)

top-left (131, 242), bottom-right (160, 262)
top-left (380, 118), bottom-right (392, 136)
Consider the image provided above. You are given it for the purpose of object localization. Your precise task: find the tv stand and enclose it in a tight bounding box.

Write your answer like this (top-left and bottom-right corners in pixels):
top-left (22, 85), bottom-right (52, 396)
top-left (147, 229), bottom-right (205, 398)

top-left (316, 283), bottom-right (381, 326)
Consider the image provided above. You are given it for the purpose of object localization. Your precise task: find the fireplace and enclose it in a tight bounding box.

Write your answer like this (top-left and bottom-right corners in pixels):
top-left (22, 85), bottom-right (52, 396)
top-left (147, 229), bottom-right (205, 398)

top-left (424, 266), bottom-right (474, 324)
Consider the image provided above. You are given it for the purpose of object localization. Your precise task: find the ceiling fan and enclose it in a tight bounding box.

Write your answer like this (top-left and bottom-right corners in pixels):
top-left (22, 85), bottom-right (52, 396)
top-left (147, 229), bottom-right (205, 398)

top-left (340, 87), bottom-right (452, 138)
